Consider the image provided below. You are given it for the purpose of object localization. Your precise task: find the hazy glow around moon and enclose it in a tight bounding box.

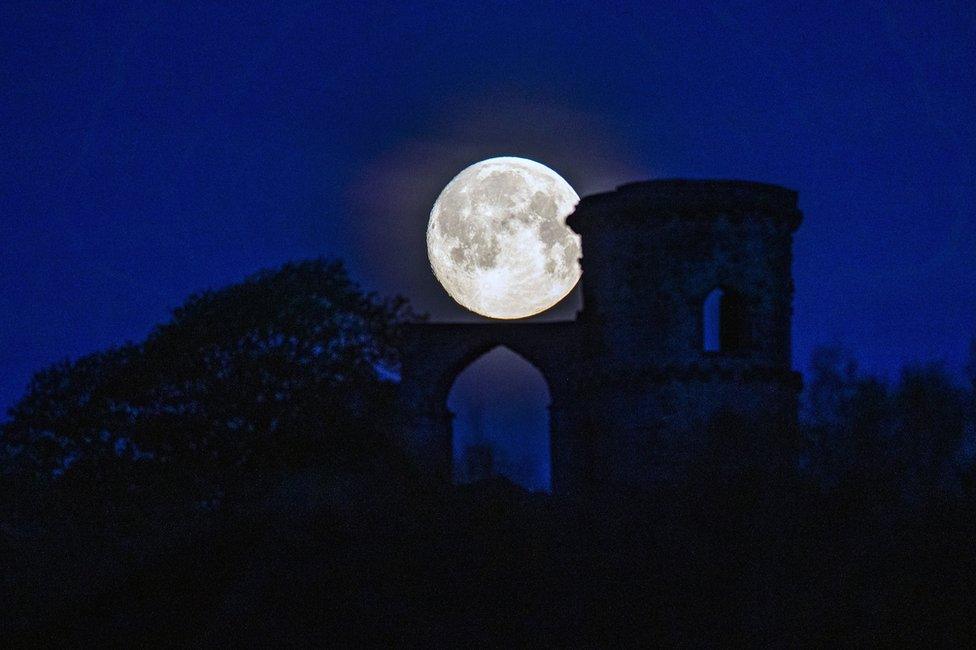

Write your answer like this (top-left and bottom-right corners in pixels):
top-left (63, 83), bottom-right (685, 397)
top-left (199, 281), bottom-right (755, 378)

top-left (427, 157), bottom-right (581, 319)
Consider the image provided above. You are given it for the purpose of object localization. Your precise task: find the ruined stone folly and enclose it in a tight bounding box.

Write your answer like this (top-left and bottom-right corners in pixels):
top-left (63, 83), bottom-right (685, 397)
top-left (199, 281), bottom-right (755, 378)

top-left (396, 179), bottom-right (803, 493)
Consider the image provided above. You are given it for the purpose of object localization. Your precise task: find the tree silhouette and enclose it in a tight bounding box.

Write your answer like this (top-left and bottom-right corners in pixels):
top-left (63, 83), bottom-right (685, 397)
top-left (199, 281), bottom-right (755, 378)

top-left (1, 259), bottom-right (417, 499)
top-left (895, 364), bottom-right (967, 498)
top-left (802, 346), bottom-right (862, 487)
top-left (801, 345), bottom-right (971, 499)
top-left (2, 345), bottom-right (139, 481)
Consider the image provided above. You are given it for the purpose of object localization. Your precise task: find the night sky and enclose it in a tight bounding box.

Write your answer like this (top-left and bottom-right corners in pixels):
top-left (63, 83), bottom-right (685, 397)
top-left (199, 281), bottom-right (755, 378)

top-left (2, 1), bottom-right (974, 448)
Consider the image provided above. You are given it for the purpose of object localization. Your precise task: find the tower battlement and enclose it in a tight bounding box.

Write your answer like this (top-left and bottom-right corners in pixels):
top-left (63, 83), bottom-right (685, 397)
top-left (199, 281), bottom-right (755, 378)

top-left (570, 179), bottom-right (801, 229)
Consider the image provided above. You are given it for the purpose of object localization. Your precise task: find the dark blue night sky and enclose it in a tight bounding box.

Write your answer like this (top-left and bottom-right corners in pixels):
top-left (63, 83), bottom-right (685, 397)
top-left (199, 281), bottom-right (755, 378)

top-left (2, 1), bottom-right (974, 422)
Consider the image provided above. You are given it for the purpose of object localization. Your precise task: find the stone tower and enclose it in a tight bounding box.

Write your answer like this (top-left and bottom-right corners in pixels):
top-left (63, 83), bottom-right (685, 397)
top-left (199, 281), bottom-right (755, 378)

top-left (396, 179), bottom-right (802, 493)
top-left (565, 179), bottom-right (802, 487)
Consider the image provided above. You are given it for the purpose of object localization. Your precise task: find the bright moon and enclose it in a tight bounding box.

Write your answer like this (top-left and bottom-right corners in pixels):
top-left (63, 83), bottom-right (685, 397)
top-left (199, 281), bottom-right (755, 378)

top-left (427, 157), bottom-right (581, 319)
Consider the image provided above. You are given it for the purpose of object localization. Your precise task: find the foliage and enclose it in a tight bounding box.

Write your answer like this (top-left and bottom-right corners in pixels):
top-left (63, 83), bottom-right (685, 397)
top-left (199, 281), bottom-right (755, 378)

top-left (895, 364), bottom-right (968, 495)
top-left (1, 259), bottom-right (417, 496)
top-left (801, 345), bottom-right (972, 497)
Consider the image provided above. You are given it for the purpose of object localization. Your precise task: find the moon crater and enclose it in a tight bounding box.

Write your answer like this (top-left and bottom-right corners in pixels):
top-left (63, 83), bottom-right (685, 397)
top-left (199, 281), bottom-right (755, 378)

top-left (427, 157), bottom-right (581, 319)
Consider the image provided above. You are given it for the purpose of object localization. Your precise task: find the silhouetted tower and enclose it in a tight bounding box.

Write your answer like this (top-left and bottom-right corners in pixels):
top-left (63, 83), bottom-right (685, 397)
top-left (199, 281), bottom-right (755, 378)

top-left (564, 180), bottom-right (803, 487)
top-left (396, 179), bottom-right (802, 494)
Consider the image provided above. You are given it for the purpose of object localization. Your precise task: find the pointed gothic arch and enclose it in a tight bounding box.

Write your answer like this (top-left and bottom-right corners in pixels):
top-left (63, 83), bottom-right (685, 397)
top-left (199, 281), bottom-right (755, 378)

top-left (395, 322), bottom-right (580, 489)
top-left (447, 345), bottom-right (552, 491)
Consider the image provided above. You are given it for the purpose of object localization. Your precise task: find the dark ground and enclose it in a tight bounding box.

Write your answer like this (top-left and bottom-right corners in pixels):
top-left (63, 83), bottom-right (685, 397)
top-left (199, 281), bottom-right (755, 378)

top-left (4, 463), bottom-right (975, 646)
top-left (2, 262), bottom-right (973, 644)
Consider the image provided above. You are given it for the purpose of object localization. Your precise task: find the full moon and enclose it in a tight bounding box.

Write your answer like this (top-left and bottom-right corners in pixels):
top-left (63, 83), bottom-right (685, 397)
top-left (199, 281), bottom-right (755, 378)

top-left (427, 157), bottom-right (581, 319)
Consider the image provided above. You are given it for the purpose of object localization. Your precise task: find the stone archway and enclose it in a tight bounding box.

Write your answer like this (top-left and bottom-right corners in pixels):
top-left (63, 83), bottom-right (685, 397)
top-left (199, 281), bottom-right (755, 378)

top-left (395, 321), bottom-right (582, 489)
top-left (447, 345), bottom-right (552, 491)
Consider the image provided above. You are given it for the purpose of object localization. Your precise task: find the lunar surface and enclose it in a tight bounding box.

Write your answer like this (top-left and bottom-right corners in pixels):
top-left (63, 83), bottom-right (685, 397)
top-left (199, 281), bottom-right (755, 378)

top-left (427, 157), bottom-right (581, 319)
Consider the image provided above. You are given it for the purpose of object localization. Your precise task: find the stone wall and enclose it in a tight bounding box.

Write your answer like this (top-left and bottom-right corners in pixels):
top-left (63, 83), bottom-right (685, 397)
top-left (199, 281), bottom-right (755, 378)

top-left (398, 179), bottom-right (803, 493)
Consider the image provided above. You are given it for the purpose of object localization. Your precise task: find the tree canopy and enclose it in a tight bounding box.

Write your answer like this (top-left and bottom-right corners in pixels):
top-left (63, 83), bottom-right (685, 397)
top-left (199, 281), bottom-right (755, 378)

top-left (1, 259), bottom-right (417, 497)
top-left (801, 344), bottom-right (973, 498)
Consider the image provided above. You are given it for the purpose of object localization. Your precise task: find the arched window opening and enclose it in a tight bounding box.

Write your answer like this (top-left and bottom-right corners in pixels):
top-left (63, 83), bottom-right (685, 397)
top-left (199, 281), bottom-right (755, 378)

top-left (703, 287), bottom-right (749, 353)
top-left (447, 346), bottom-right (552, 492)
